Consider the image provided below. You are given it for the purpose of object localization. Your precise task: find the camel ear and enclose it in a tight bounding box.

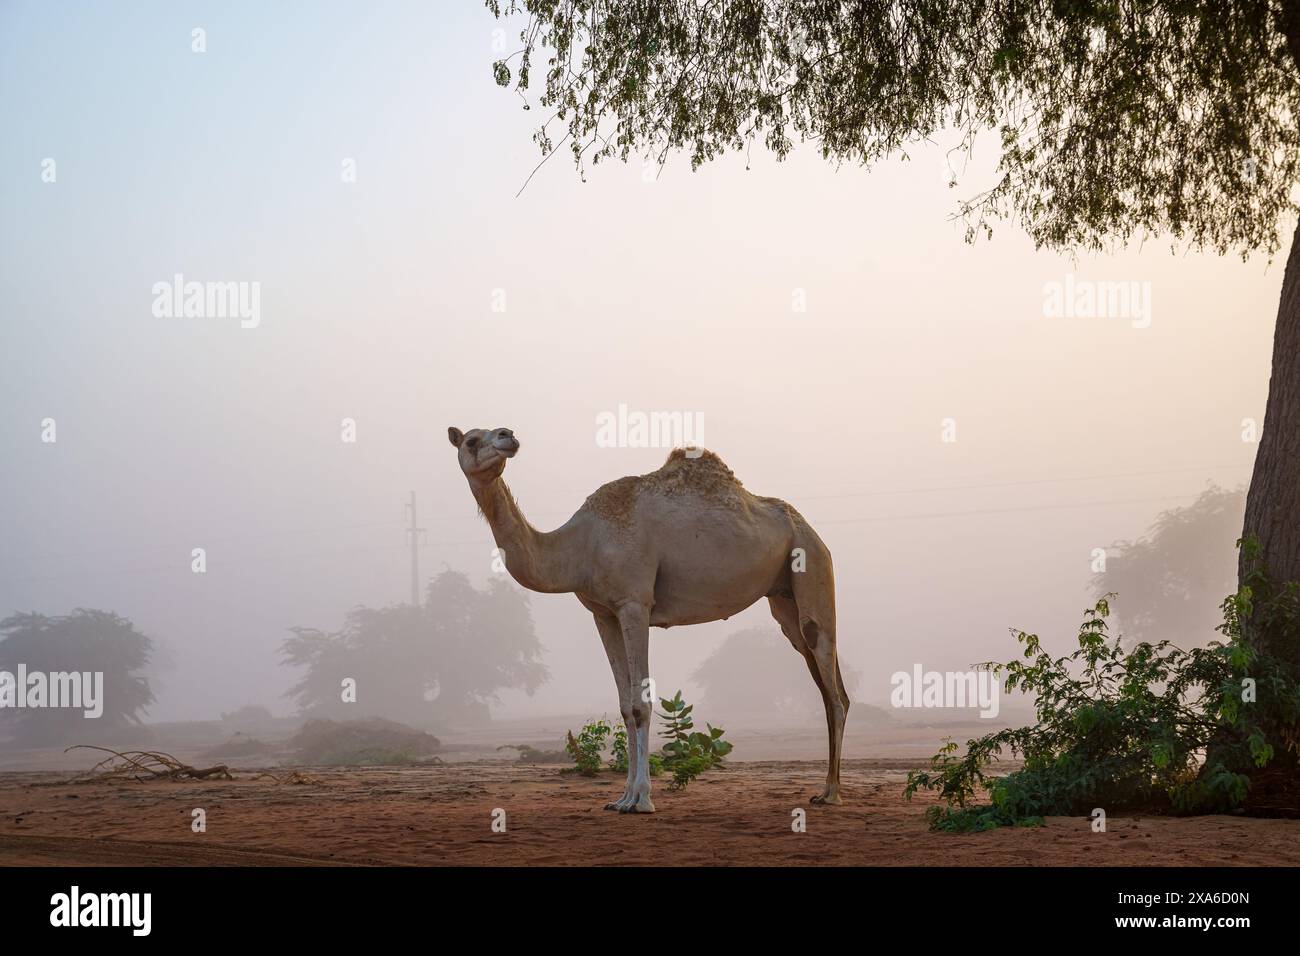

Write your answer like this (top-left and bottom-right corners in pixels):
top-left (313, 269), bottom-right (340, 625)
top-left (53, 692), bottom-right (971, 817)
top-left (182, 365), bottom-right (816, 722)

top-left (448, 427), bottom-right (464, 448)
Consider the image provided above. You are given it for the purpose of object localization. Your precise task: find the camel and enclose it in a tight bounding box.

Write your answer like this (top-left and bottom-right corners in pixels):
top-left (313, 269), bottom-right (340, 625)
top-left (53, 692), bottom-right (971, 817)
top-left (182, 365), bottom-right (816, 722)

top-left (448, 425), bottom-right (848, 813)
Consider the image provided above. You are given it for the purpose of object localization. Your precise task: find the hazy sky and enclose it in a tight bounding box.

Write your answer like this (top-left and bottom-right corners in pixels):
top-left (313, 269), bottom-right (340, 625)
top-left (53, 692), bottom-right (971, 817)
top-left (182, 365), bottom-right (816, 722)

top-left (0, 2), bottom-right (1279, 723)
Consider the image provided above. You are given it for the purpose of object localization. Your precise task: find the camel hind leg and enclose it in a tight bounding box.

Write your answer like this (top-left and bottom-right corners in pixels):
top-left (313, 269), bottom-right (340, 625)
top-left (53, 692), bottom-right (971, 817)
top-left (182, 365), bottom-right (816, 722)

top-left (768, 579), bottom-right (848, 806)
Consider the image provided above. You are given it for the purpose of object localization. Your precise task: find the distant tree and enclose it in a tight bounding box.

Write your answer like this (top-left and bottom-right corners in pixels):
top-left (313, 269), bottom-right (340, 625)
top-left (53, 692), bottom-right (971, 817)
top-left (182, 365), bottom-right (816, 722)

top-left (691, 626), bottom-right (861, 721)
top-left (485, 1), bottom-right (1300, 592)
top-left (282, 604), bottom-right (429, 724)
top-left (219, 704), bottom-right (275, 724)
top-left (281, 571), bottom-right (548, 727)
top-left (422, 572), bottom-right (549, 722)
top-left (0, 609), bottom-right (154, 745)
top-left (1094, 486), bottom-right (1246, 647)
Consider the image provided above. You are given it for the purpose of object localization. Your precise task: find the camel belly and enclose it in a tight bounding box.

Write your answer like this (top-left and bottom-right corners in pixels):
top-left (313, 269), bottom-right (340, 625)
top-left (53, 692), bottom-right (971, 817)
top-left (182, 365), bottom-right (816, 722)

top-left (649, 590), bottom-right (766, 627)
top-left (648, 532), bottom-right (788, 627)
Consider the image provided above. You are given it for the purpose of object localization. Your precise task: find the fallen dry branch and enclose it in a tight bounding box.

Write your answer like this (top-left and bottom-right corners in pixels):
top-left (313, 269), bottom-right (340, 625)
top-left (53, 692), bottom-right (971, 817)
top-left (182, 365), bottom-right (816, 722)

top-left (246, 769), bottom-right (319, 785)
top-left (64, 745), bottom-right (233, 782)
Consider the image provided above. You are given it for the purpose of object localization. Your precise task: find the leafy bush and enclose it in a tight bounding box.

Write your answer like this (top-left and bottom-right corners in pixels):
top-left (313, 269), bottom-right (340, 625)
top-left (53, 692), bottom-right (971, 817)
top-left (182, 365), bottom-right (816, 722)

top-left (566, 695), bottom-right (731, 787)
top-left (657, 690), bottom-right (732, 790)
top-left (906, 596), bottom-right (1230, 830)
top-left (1191, 538), bottom-right (1300, 812)
top-left (905, 539), bottom-right (1300, 830)
top-left (611, 722), bottom-right (628, 771)
top-left (565, 718), bottom-right (612, 776)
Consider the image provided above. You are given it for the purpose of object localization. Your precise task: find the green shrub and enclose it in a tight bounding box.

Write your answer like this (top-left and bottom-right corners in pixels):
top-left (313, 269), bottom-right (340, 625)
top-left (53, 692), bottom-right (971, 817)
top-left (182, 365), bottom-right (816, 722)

top-left (904, 592), bottom-right (1230, 829)
top-left (567, 695), bottom-right (732, 787)
top-left (565, 718), bottom-right (612, 776)
top-left (905, 539), bottom-right (1300, 830)
top-left (1189, 537), bottom-right (1300, 810)
top-left (657, 690), bottom-right (732, 790)
top-left (611, 721), bottom-right (628, 771)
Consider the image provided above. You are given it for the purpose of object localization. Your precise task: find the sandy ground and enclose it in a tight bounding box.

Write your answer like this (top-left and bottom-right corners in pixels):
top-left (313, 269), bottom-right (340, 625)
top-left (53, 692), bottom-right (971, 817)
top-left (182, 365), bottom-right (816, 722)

top-left (1, 758), bottom-right (1297, 866)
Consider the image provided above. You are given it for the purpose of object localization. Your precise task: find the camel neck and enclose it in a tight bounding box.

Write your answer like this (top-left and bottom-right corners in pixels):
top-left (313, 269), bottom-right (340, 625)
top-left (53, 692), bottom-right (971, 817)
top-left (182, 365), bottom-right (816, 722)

top-left (471, 479), bottom-right (580, 594)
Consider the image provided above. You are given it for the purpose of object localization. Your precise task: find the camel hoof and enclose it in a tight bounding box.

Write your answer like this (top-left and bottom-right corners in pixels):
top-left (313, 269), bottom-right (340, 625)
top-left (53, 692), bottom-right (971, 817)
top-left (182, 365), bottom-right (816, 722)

top-left (810, 792), bottom-right (843, 806)
top-left (616, 794), bottom-right (655, 813)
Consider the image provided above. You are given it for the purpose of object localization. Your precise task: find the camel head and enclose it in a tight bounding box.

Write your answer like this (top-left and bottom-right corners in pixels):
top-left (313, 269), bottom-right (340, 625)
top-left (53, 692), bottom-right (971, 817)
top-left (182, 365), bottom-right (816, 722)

top-left (448, 425), bottom-right (520, 487)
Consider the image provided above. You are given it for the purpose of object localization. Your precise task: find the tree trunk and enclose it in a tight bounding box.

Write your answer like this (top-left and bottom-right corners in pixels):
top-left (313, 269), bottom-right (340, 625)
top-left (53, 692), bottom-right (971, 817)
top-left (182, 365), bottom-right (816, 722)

top-left (1240, 218), bottom-right (1300, 586)
top-left (1201, 220), bottom-right (1300, 810)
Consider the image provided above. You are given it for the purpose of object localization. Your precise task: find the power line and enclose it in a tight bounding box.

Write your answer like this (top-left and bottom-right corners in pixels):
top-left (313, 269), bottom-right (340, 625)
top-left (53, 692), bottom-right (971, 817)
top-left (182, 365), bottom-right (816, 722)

top-left (791, 463), bottom-right (1250, 503)
top-left (414, 461), bottom-right (1250, 524)
top-left (812, 493), bottom-right (1201, 526)
top-left (16, 518), bottom-right (408, 562)
top-left (0, 543), bottom-right (410, 587)
top-left (417, 491), bottom-right (1206, 545)
top-left (0, 462), bottom-right (1248, 571)
top-left (445, 463), bottom-right (1244, 525)
top-left (511, 458), bottom-right (1252, 501)
top-left (0, 490), bottom-right (1212, 586)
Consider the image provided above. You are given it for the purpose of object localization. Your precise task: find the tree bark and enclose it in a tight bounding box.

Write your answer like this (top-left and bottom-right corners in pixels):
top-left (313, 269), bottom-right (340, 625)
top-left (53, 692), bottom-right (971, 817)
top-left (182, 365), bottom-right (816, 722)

top-left (1241, 217), bottom-right (1300, 586)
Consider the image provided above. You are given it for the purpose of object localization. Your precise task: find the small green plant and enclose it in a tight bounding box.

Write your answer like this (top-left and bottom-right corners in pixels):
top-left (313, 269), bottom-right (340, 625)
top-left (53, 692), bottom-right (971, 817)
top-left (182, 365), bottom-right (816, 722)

top-left (565, 718), bottom-right (612, 776)
top-left (611, 722), bottom-right (628, 771)
top-left (570, 697), bottom-right (731, 787)
top-left (657, 690), bottom-right (732, 790)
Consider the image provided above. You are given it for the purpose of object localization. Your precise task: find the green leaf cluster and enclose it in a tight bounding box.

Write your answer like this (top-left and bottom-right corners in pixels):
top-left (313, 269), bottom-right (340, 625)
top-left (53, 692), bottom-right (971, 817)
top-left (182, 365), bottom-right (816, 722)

top-left (905, 537), bottom-right (1299, 830)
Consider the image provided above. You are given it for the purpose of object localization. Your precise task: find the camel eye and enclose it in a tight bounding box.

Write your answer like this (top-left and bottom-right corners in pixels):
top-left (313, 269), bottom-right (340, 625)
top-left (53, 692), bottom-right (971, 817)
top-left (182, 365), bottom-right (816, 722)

top-left (465, 438), bottom-right (479, 450)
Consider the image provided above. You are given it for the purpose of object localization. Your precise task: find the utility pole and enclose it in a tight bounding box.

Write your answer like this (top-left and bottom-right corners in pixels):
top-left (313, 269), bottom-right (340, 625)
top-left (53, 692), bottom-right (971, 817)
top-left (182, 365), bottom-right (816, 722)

top-left (405, 491), bottom-right (424, 607)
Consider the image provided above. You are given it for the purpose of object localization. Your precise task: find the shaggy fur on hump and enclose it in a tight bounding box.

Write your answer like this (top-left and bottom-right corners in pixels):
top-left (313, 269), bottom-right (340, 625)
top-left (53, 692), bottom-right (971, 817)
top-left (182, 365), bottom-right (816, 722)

top-left (583, 448), bottom-right (744, 523)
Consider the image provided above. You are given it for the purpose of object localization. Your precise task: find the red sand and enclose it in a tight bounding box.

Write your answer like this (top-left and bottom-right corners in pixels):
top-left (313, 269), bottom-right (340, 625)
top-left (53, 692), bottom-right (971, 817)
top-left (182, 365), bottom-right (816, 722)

top-left (1, 759), bottom-right (1296, 866)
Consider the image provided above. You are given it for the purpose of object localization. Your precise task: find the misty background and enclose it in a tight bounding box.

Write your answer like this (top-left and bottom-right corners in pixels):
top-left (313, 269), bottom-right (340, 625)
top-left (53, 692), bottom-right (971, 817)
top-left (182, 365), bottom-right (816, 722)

top-left (0, 2), bottom-right (1269, 733)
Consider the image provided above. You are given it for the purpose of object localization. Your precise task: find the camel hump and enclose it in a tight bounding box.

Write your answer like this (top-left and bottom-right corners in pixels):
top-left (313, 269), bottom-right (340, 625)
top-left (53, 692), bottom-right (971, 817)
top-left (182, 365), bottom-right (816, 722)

top-left (583, 448), bottom-right (743, 522)
top-left (651, 448), bottom-right (742, 495)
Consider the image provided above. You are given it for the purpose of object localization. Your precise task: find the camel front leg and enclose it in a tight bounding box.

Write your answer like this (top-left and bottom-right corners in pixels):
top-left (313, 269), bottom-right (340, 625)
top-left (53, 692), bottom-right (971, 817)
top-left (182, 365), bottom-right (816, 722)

top-left (592, 610), bottom-right (637, 811)
top-left (617, 601), bottom-right (655, 813)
